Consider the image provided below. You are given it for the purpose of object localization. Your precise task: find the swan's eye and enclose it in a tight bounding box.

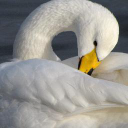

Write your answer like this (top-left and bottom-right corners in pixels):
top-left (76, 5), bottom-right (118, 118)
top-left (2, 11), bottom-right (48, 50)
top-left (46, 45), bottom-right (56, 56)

top-left (94, 41), bottom-right (97, 47)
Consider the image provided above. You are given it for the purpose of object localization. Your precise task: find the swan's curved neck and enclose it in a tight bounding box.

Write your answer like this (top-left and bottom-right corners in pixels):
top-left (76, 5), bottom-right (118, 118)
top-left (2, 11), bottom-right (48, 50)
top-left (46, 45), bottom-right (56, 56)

top-left (13, 0), bottom-right (97, 60)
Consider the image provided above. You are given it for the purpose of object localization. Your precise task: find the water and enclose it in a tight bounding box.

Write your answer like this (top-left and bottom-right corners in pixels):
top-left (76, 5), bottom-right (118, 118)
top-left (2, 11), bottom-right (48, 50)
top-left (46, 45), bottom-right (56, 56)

top-left (0, 0), bottom-right (128, 63)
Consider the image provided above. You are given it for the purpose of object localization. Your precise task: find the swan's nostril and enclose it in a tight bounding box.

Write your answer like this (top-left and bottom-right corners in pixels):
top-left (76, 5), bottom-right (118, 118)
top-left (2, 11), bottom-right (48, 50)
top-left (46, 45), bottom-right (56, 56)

top-left (87, 68), bottom-right (94, 76)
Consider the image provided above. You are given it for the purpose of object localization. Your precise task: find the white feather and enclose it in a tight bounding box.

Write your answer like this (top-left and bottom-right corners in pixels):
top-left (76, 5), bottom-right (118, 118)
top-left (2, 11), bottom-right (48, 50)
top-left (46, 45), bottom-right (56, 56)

top-left (0, 59), bottom-right (128, 128)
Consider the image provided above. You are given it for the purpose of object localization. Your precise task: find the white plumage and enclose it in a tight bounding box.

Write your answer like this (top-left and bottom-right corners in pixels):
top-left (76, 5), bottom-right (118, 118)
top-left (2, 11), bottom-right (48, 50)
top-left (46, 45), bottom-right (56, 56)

top-left (0, 58), bottom-right (128, 128)
top-left (0, 0), bottom-right (128, 127)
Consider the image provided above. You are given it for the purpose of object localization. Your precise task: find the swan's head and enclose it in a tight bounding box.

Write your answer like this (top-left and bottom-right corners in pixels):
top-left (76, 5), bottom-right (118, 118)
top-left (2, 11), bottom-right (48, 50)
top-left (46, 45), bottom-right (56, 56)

top-left (78, 11), bottom-right (119, 75)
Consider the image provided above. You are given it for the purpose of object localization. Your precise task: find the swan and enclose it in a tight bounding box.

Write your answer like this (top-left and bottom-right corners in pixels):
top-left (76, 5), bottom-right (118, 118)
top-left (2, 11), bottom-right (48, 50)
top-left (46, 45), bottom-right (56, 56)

top-left (1, 0), bottom-right (128, 127)
top-left (13, 0), bottom-right (119, 75)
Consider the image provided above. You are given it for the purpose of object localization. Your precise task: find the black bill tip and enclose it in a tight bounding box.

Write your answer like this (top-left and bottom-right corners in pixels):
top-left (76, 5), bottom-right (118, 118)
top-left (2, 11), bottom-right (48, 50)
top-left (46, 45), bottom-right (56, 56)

top-left (87, 68), bottom-right (94, 76)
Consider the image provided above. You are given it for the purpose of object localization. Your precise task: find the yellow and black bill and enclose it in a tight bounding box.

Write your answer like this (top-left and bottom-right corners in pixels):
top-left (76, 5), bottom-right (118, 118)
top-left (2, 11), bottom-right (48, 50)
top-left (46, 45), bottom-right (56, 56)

top-left (78, 48), bottom-right (101, 75)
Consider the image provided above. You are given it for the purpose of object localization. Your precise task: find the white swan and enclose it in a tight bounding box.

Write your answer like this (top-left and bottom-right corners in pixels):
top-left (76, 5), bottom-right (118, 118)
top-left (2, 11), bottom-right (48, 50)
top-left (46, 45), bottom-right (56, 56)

top-left (1, 0), bottom-right (128, 128)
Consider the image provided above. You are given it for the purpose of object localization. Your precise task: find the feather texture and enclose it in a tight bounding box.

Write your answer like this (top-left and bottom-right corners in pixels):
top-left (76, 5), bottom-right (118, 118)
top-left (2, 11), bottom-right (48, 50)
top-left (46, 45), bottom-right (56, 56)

top-left (0, 59), bottom-right (128, 128)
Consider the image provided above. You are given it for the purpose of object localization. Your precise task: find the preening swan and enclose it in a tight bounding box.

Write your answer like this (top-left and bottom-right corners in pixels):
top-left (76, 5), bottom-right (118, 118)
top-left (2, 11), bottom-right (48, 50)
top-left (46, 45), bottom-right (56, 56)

top-left (13, 0), bottom-right (119, 74)
top-left (1, 0), bottom-right (128, 128)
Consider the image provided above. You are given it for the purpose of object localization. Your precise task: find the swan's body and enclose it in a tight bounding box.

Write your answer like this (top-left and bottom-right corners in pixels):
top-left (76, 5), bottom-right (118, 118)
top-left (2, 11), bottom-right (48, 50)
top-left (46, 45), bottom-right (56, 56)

top-left (1, 58), bottom-right (128, 128)
top-left (1, 0), bottom-right (128, 127)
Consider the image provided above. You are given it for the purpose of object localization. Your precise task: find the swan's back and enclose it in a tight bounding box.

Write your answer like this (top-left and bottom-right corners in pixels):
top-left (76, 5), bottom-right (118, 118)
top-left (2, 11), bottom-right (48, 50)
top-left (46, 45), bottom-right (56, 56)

top-left (1, 59), bottom-right (128, 127)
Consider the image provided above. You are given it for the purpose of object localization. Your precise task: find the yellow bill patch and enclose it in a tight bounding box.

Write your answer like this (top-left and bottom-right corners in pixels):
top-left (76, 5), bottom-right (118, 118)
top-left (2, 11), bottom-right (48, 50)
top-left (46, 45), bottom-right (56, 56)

top-left (78, 48), bottom-right (101, 74)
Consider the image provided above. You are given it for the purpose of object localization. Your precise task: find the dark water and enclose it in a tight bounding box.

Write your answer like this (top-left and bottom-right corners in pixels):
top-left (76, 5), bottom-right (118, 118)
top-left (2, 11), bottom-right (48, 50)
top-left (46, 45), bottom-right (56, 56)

top-left (0, 0), bottom-right (128, 63)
